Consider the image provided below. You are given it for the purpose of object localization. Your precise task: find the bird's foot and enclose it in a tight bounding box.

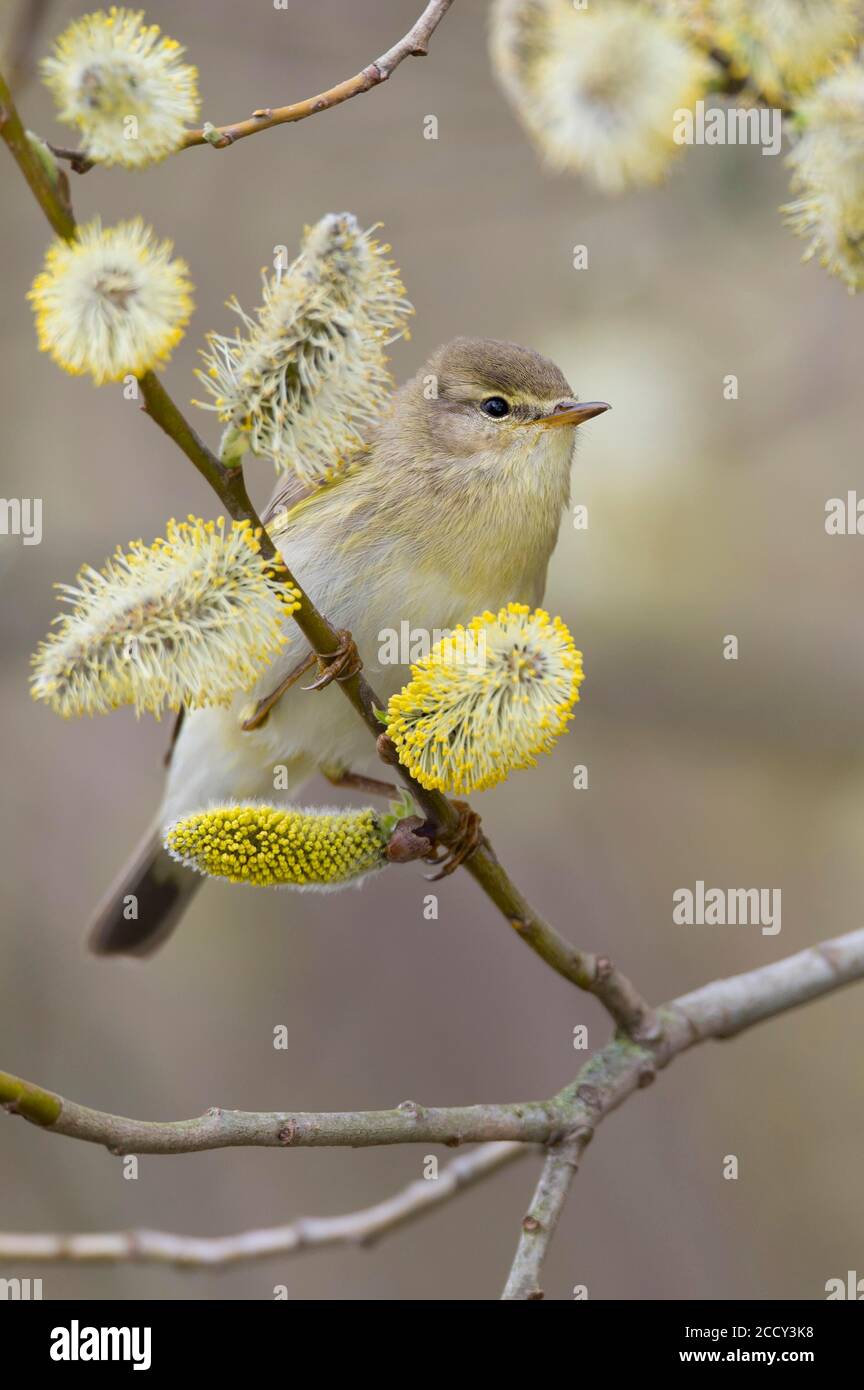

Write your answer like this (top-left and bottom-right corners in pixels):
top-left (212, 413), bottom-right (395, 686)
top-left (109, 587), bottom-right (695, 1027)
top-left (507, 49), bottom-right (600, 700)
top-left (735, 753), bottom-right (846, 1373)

top-left (240, 632), bottom-right (362, 732)
top-left (425, 800), bottom-right (484, 880)
top-left (302, 630), bottom-right (363, 691)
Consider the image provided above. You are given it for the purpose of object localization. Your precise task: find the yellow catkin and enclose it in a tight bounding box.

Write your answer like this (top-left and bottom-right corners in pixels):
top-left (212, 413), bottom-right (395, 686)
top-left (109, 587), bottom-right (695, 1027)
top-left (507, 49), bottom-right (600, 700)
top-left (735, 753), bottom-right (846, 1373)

top-left (193, 212), bottom-right (412, 482)
top-left (707, 0), bottom-right (858, 102)
top-left (30, 517), bottom-right (299, 718)
top-left (164, 804), bottom-right (389, 888)
top-left (41, 7), bottom-right (199, 168)
top-left (29, 218), bottom-right (193, 383)
top-left (489, 0), bottom-right (712, 192)
top-left (782, 61), bottom-right (864, 293)
top-left (386, 603), bottom-right (584, 794)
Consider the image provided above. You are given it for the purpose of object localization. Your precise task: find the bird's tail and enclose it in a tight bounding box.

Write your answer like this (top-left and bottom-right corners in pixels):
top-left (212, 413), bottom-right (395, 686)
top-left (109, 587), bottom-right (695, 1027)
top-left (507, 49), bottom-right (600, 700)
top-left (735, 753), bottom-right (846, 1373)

top-left (88, 831), bottom-right (199, 958)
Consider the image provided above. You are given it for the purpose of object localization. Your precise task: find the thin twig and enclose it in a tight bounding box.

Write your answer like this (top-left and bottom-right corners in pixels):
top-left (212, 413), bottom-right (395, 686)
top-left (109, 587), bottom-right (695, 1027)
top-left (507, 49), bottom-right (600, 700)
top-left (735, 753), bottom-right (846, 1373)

top-left (501, 1131), bottom-right (590, 1300)
top-left (0, 66), bottom-right (655, 1036)
top-left (0, 1141), bottom-right (528, 1268)
top-left (0, 1077), bottom-right (561, 1152)
top-left (183, 0), bottom-right (456, 151)
top-left (3, 927), bottom-right (862, 1157)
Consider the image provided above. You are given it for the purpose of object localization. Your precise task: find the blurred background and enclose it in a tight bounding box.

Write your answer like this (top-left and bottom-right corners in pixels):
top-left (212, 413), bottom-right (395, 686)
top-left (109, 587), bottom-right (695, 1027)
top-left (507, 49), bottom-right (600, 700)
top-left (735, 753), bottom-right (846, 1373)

top-left (1, 0), bottom-right (862, 1301)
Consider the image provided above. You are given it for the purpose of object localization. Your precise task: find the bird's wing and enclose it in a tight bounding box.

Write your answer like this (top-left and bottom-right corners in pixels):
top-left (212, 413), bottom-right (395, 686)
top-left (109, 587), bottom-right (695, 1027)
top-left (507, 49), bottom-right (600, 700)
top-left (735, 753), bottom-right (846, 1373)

top-left (260, 471), bottom-right (318, 530)
top-left (258, 448), bottom-right (374, 685)
top-left (261, 446), bottom-right (373, 537)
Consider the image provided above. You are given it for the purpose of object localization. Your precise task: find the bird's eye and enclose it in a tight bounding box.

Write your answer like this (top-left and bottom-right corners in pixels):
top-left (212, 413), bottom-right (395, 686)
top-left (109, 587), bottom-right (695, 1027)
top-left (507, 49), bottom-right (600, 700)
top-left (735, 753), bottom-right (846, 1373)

top-left (480, 396), bottom-right (510, 418)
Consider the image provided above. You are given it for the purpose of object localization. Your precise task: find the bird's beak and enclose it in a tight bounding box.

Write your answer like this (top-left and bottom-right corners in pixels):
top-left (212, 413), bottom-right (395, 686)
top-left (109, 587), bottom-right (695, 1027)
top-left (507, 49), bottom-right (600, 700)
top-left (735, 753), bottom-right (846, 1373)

top-left (533, 400), bottom-right (611, 429)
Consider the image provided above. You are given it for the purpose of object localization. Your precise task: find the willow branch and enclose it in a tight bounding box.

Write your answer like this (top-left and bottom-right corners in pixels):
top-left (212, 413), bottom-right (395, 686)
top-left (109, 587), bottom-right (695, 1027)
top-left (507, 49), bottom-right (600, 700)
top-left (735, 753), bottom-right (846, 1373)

top-left (184, 0), bottom-right (455, 151)
top-left (0, 1141), bottom-right (526, 1268)
top-left (3, 929), bottom-right (862, 1166)
top-left (501, 1131), bottom-right (590, 1300)
top-left (0, 61), bottom-right (654, 1036)
top-left (0, 1078), bottom-right (564, 1152)
top-left (0, 69), bottom-right (73, 237)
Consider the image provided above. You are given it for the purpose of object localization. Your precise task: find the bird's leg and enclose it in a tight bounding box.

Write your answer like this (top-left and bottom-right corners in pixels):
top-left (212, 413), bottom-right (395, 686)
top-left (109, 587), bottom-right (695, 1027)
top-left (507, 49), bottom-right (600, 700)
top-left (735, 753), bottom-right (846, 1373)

top-left (425, 800), bottom-right (485, 880)
top-left (323, 767), bottom-right (399, 798)
top-left (240, 651), bottom-right (318, 731)
top-left (241, 632), bottom-right (362, 732)
top-left (302, 629), bottom-right (363, 691)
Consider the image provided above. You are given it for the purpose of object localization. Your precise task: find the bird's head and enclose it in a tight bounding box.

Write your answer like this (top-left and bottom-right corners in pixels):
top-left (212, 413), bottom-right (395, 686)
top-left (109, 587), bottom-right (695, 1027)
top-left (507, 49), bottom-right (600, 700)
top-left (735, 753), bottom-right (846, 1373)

top-left (380, 337), bottom-right (610, 488)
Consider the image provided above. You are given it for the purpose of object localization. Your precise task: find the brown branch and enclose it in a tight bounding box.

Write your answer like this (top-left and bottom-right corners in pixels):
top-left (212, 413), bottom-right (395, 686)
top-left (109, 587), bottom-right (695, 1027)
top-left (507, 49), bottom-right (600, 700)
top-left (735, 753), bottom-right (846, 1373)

top-left (46, 0), bottom-right (456, 173)
top-left (0, 1141), bottom-right (527, 1268)
top-left (501, 1130), bottom-right (590, 1300)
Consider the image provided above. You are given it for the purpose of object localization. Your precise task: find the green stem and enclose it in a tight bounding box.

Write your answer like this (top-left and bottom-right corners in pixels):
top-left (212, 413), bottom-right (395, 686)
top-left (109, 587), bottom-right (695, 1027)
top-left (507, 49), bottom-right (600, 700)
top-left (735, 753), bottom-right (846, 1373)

top-left (0, 70), bottom-right (75, 238)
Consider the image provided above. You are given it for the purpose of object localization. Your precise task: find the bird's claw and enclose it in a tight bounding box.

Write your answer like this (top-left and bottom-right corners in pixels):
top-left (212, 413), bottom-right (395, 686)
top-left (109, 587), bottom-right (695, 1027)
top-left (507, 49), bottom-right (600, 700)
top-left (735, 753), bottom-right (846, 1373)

top-left (425, 801), bottom-right (484, 880)
top-left (240, 631), bottom-right (362, 731)
top-left (302, 630), bottom-right (363, 690)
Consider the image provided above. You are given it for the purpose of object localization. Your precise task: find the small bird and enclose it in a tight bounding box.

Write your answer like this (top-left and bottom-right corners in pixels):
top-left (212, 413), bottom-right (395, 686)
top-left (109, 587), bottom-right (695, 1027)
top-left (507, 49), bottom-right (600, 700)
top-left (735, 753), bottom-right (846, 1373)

top-left (89, 337), bottom-right (609, 956)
